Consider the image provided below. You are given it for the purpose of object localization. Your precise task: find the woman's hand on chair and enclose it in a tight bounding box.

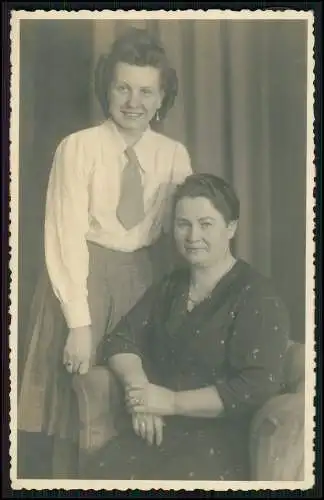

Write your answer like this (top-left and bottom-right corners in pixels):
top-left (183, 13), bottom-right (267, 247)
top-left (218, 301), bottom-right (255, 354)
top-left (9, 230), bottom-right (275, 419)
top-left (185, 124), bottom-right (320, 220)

top-left (132, 413), bottom-right (165, 446)
top-left (63, 325), bottom-right (93, 375)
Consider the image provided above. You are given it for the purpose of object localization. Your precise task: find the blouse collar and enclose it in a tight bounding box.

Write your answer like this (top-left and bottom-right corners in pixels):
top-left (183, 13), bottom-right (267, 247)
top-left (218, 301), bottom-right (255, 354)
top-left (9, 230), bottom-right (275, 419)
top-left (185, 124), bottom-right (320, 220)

top-left (104, 118), bottom-right (155, 173)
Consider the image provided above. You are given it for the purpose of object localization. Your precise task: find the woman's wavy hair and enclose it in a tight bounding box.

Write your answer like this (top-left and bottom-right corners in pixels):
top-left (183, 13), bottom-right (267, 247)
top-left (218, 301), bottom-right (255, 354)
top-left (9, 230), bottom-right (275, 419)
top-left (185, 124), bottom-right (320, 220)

top-left (173, 173), bottom-right (240, 225)
top-left (94, 27), bottom-right (178, 123)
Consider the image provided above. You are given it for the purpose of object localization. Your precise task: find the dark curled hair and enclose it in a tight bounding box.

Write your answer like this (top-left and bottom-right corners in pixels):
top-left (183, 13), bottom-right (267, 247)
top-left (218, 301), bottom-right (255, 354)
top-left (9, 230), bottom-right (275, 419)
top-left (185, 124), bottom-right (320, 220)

top-left (173, 173), bottom-right (240, 224)
top-left (94, 27), bottom-right (178, 122)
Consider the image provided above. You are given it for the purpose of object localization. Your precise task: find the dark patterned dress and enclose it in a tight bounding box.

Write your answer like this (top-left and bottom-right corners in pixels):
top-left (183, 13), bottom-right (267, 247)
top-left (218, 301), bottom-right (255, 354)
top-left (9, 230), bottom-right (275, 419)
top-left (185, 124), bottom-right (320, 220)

top-left (84, 259), bottom-right (290, 480)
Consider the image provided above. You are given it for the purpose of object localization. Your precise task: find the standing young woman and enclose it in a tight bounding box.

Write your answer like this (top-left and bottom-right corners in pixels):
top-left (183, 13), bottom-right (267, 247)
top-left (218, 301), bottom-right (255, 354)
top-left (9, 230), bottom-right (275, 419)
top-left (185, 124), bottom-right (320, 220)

top-left (18, 27), bottom-right (192, 478)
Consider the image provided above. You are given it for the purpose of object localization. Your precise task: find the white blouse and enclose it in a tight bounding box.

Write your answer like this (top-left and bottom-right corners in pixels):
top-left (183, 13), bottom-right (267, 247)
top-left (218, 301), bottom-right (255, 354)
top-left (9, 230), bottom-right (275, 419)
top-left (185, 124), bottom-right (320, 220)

top-left (44, 119), bottom-right (192, 329)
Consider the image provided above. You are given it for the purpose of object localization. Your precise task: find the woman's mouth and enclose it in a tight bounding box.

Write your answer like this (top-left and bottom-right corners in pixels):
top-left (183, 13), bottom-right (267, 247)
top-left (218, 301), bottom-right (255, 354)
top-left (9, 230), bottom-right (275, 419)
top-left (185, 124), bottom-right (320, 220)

top-left (122, 111), bottom-right (144, 119)
top-left (185, 247), bottom-right (207, 253)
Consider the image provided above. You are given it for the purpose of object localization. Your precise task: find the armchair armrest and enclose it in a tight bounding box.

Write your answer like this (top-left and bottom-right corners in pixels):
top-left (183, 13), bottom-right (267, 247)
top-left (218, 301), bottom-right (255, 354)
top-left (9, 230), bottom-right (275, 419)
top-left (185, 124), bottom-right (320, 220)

top-left (249, 342), bottom-right (306, 480)
top-left (283, 342), bottom-right (305, 393)
top-left (72, 366), bottom-right (123, 469)
top-left (250, 391), bottom-right (305, 480)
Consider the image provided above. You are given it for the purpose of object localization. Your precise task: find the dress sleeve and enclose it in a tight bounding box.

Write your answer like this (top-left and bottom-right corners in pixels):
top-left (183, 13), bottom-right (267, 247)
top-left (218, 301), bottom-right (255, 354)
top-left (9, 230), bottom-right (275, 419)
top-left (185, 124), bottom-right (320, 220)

top-left (213, 288), bottom-right (290, 419)
top-left (98, 278), bottom-right (167, 364)
top-left (44, 133), bottom-right (91, 329)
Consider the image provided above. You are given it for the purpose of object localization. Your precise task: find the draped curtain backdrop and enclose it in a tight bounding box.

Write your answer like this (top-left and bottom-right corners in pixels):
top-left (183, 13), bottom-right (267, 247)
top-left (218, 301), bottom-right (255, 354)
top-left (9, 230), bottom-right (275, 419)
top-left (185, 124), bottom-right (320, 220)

top-left (19, 18), bottom-right (307, 349)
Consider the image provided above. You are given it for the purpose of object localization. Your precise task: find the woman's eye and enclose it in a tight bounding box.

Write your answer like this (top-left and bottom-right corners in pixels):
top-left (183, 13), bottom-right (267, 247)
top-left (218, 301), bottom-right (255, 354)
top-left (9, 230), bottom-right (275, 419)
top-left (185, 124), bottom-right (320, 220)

top-left (141, 88), bottom-right (153, 96)
top-left (116, 85), bottom-right (128, 93)
top-left (201, 222), bottom-right (212, 229)
top-left (176, 222), bottom-right (189, 229)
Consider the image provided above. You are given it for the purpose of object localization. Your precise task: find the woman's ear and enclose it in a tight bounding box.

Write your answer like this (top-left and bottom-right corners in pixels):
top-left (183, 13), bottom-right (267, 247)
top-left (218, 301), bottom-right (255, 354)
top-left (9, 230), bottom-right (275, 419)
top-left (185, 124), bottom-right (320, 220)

top-left (227, 220), bottom-right (238, 240)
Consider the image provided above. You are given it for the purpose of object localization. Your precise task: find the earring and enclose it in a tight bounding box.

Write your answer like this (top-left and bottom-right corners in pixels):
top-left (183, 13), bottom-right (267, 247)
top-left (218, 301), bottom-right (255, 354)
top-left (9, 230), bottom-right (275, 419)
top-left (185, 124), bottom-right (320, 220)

top-left (155, 110), bottom-right (160, 122)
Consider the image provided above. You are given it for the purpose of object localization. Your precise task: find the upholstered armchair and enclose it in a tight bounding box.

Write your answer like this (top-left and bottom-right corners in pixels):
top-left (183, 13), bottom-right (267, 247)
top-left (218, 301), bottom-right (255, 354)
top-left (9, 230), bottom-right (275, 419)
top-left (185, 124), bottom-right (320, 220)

top-left (72, 341), bottom-right (305, 480)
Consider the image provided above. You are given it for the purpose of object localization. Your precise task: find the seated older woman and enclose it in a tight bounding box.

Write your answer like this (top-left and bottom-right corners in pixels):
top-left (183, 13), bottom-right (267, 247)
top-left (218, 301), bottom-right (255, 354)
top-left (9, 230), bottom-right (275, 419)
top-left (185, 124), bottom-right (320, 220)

top-left (83, 173), bottom-right (290, 481)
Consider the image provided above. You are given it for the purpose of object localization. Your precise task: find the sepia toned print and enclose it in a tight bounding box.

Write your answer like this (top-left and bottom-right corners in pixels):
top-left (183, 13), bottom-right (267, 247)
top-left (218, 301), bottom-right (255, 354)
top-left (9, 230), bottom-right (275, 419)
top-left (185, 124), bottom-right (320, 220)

top-left (9, 9), bottom-right (316, 491)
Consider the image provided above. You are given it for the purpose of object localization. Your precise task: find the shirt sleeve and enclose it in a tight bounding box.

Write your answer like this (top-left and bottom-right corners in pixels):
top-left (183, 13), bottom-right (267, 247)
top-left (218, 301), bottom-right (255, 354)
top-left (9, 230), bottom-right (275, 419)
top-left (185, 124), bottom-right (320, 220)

top-left (213, 289), bottom-right (290, 419)
top-left (162, 142), bottom-right (193, 234)
top-left (44, 133), bottom-right (92, 329)
top-left (171, 142), bottom-right (193, 185)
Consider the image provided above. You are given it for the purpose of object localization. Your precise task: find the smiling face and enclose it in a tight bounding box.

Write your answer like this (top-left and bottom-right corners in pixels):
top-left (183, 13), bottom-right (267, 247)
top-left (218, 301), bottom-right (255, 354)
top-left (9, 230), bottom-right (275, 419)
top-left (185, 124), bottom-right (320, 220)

top-left (174, 196), bottom-right (238, 268)
top-left (108, 62), bottom-right (164, 134)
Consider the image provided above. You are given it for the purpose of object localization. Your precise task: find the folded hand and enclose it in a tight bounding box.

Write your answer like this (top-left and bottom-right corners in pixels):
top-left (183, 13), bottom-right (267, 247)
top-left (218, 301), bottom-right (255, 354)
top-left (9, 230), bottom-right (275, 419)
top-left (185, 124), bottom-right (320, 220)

top-left (126, 383), bottom-right (176, 416)
top-left (132, 413), bottom-right (165, 446)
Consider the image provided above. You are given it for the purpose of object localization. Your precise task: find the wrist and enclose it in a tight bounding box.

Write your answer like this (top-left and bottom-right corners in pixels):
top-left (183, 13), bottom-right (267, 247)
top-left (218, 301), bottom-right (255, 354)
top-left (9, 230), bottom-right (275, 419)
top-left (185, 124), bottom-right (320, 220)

top-left (123, 372), bottom-right (148, 389)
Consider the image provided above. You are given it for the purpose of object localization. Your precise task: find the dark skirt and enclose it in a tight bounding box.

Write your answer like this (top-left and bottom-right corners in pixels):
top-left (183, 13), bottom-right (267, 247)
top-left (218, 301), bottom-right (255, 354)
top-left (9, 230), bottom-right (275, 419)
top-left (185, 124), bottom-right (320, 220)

top-left (82, 415), bottom-right (251, 481)
top-left (18, 241), bottom-right (153, 443)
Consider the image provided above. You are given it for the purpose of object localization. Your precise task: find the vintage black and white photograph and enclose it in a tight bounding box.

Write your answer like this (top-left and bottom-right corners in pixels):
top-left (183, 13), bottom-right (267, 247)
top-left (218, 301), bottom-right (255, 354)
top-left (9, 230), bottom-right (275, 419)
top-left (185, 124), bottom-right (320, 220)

top-left (9, 9), bottom-right (315, 491)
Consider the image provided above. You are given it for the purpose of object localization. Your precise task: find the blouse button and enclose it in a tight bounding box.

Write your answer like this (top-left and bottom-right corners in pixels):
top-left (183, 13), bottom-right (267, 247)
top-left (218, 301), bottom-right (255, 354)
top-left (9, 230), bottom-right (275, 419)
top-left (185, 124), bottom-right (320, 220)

top-left (230, 311), bottom-right (235, 318)
top-left (220, 340), bottom-right (225, 345)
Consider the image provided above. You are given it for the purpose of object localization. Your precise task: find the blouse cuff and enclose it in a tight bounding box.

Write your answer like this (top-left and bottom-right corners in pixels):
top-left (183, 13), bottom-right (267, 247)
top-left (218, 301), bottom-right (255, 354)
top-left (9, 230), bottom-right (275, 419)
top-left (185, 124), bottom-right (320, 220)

top-left (61, 297), bottom-right (91, 329)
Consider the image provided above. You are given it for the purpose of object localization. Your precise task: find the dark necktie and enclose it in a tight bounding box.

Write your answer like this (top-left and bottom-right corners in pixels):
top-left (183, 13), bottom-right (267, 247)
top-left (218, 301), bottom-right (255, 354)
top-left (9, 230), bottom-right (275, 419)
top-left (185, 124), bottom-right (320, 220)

top-left (116, 147), bottom-right (145, 230)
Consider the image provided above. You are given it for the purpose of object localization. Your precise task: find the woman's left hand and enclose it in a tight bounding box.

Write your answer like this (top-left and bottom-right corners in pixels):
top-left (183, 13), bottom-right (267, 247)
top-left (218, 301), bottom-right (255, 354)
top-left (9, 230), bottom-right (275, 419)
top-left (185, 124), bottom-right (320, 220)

top-left (126, 383), bottom-right (176, 416)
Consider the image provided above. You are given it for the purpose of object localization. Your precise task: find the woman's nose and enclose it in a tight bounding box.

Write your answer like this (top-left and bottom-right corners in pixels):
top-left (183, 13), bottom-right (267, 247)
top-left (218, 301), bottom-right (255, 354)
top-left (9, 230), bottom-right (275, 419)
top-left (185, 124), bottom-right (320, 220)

top-left (127, 90), bottom-right (141, 108)
top-left (187, 225), bottom-right (200, 242)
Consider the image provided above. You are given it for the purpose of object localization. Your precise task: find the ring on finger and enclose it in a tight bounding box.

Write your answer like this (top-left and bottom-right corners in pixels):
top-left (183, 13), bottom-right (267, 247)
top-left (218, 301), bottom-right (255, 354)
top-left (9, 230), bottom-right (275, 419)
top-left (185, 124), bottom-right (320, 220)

top-left (132, 397), bottom-right (143, 405)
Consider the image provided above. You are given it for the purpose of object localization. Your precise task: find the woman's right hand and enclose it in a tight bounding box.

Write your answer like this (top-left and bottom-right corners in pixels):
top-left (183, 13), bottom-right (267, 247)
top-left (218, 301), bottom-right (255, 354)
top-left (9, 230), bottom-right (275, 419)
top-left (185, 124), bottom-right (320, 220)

top-left (63, 325), bottom-right (93, 375)
top-left (132, 413), bottom-right (164, 446)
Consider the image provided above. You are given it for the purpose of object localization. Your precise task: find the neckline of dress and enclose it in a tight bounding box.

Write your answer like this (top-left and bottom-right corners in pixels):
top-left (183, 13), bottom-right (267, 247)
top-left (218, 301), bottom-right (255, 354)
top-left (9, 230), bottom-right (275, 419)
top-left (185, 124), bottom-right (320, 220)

top-left (185, 259), bottom-right (243, 312)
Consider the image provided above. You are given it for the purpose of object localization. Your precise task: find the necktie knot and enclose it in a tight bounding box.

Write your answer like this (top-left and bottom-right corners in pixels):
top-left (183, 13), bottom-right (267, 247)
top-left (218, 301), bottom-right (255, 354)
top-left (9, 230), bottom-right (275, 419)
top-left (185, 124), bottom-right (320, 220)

top-left (125, 146), bottom-right (138, 163)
